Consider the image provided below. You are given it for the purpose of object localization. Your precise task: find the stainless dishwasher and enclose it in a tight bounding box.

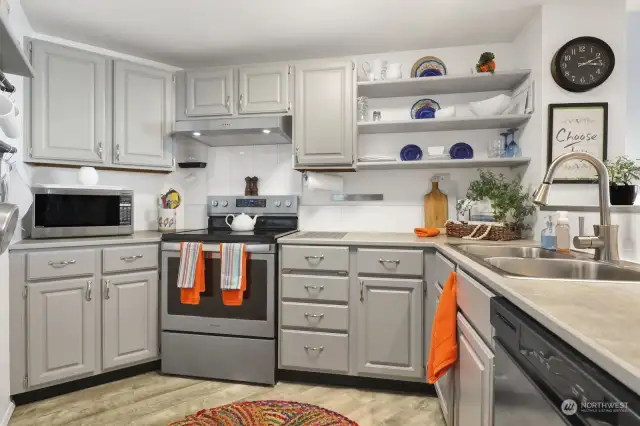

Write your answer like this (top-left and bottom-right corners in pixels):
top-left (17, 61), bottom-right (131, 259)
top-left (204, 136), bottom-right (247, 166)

top-left (491, 297), bottom-right (640, 426)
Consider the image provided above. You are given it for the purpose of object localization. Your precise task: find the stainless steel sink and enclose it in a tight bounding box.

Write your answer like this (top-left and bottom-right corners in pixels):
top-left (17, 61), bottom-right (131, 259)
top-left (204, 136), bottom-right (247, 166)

top-left (447, 243), bottom-right (640, 282)
top-left (485, 257), bottom-right (640, 282)
top-left (454, 244), bottom-right (572, 259)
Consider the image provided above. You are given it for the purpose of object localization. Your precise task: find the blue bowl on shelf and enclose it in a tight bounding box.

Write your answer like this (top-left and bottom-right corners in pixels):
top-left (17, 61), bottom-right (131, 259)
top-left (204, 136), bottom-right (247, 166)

top-left (400, 144), bottom-right (423, 161)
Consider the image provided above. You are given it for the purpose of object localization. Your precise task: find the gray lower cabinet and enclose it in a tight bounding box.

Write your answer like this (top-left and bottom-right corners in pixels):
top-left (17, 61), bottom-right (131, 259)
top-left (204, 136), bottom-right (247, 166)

top-left (293, 59), bottom-right (355, 168)
top-left (102, 271), bottom-right (158, 369)
top-left (238, 64), bottom-right (290, 114)
top-left (26, 277), bottom-right (97, 386)
top-left (113, 60), bottom-right (174, 168)
top-left (454, 313), bottom-right (495, 426)
top-left (184, 67), bottom-right (234, 116)
top-left (356, 277), bottom-right (423, 379)
top-left (29, 39), bottom-right (109, 164)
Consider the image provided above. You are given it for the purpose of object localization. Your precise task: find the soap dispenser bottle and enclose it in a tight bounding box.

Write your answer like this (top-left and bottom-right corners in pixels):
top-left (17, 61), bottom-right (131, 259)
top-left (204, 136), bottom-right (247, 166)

top-left (541, 215), bottom-right (556, 250)
top-left (556, 211), bottom-right (571, 253)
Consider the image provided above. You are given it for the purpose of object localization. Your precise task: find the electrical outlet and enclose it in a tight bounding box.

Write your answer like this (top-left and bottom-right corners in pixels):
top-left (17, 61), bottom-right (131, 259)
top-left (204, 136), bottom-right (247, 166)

top-left (432, 173), bottom-right (451, 182)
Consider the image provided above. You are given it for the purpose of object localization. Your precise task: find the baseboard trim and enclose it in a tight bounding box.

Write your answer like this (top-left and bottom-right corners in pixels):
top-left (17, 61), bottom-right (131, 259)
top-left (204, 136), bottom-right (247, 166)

top-left (1, 401), bottom-right (15, 426)
top-left (13, 360), bottom-right (160, 406)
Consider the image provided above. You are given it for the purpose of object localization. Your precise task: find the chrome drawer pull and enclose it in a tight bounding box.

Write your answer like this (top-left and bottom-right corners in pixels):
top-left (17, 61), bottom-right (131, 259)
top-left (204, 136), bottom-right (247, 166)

top-left (120, 254), bottom-right (143, 261)
top-left (304, 255), bottom-right (324, 261)
top-left (304, 345), bottom-right (324, 352)
top-left (104, 280), bottom-right (111, 300)
top-left (304, 312), bottom-right (324, 319)
top-left (85, 280), bottom-right (92, 302)
top-left (303, 284), bottom-right (324, 290)
top-left (48, 260), bottom-right (76, 267)
top-left (379, 258), bottom-right (400, 265)
top-left (360, 279), bottom-right (364, 302)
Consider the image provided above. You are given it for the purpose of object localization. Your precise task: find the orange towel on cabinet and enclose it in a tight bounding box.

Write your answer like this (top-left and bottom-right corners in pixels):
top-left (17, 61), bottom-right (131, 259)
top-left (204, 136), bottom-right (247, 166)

top-left (180, 243), bottom-right (206, 305)
top-left (427, 271), bottom-right (458, 384)
top-left (414, 227), bottom-right (441, 237)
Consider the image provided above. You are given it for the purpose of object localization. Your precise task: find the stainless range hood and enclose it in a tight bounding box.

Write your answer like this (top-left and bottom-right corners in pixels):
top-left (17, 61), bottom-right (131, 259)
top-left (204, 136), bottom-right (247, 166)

top-left (174, 116), bottom-right (292, 147)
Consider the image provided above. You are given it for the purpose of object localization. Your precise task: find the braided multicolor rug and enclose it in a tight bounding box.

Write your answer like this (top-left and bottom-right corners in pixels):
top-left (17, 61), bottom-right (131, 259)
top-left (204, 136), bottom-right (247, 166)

top-left (168, 400), bottom-right (359, 425)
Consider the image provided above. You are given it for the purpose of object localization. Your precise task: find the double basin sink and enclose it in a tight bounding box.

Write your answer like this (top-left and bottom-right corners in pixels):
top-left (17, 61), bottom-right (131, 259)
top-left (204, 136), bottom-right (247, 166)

top-left (447, 244), bottom-right (640, 282)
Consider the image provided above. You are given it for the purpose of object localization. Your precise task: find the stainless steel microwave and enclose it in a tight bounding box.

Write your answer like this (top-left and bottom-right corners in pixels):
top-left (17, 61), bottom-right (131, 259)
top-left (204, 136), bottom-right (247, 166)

top-left (30, 185), bottom-right (133, 239)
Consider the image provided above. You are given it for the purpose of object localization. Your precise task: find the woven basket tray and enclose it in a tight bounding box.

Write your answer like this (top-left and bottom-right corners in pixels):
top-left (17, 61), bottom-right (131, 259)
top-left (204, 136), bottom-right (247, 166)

top-left (446, 222), bottom-right (521, 241)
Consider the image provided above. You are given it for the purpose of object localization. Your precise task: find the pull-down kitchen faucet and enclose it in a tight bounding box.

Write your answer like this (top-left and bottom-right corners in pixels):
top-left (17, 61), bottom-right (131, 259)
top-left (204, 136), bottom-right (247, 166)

top-left (532, 152), bottom-right (619, 262)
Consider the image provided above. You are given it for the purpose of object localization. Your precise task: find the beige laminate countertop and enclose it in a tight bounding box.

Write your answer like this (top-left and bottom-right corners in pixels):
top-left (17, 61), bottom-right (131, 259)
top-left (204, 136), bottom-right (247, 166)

top-left (279, 231), bottom-right (640, 396)
top-left (9, 231), bottom-right (163, 250)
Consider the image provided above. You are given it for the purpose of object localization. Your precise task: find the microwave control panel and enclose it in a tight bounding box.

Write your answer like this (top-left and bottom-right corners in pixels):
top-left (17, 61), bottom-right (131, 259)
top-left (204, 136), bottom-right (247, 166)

top-left (119, 195), bottom-right (132, 226)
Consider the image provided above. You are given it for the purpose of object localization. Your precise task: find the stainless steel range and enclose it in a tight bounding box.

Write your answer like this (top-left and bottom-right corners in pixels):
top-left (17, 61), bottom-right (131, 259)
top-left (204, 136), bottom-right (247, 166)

top-left (160, 195), bottom-right (298, 385)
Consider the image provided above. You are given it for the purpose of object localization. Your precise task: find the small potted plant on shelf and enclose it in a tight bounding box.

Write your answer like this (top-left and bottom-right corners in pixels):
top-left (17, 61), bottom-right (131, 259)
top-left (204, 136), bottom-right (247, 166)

top-left (605, 156), bottom-right (640, 205)
top-left (452, 169), bottom-right (535, 240)
top-left (476, 52), bottom-right (496, 74)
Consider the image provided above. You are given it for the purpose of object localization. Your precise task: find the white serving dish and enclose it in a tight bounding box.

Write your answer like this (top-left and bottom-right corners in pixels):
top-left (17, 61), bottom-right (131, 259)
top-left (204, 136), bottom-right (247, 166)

top-left (435, 106), bottom-right (456, 118)
top-left (469, 94), bottom-right (511, 116)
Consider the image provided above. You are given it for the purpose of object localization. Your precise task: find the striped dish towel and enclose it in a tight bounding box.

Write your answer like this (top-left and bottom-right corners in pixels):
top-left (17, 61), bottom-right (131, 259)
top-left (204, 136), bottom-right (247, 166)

top-left (220, 243), bottom-right (246, 290)
top-left (177, 242), bottom-right (202, 289)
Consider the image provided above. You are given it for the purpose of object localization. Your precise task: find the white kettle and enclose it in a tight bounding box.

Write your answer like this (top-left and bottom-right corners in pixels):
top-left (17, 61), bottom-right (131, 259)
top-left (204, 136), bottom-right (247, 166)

top-left (225, 213), bottom-right (260, 232)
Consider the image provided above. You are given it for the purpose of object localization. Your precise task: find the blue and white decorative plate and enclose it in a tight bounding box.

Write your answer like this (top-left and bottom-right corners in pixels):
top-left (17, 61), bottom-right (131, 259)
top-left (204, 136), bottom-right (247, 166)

top-left (411, 56), bottom-right (447, 77)
top-left (400, 144), bottom-right (423, 161)
top-left (449, 142), bottom-right (474, 160)
top-left (411, 98), bottom-right (441, 119)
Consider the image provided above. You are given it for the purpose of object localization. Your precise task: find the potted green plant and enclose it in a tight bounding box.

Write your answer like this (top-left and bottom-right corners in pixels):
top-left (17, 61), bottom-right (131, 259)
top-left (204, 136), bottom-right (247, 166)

top-left (605, 156), bottom-right (640, 205)
top-left (456, 169), bottom-right (535, 231)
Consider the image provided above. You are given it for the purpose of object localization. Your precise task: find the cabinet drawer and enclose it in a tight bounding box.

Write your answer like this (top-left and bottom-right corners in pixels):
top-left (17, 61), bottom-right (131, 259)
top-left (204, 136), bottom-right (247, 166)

top-left (357, 248), bottom-right (422, 276)
top-left (27, 249), bottom-right (96, 280)
top-left (281, 245), bottom-right (349, 272)
top-left (457, 268), bottom-right (495, 345)
top-left (103, 244), bottom-right (158, 274)
top-left (435, 251), bottom-right (456, 287)
top-left (281, 302), bottom-right (348, 332)
top-left (281, 274), bottom-right (349, 303)
top-left (280, 330), bottom-right (348, 373)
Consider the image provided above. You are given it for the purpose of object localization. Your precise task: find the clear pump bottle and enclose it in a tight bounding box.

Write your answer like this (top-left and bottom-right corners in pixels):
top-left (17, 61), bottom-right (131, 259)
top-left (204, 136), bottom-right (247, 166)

top-left (541, 215), bottom-right (556, 250)
top-left (555, 211), bottom-right (571, 253)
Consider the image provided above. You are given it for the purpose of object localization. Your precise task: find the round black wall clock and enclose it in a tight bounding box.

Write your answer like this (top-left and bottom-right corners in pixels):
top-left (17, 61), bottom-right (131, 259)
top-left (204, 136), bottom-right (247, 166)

top-left (551, 36), bottom-right (615, 92)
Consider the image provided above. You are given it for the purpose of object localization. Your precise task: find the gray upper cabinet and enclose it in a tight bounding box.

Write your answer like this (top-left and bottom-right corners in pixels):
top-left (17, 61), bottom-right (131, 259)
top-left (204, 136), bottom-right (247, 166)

top-left (238, 64), bottom-right (290, 114)
top-left (356, 277), bottom-right (422, 379)
top-left (454, 313), bottom-right (495, 426)
top-left (113, 60), bottom-right (174, 168)
top-left (185, 67), bottom-right (233, 116)
top-left (30, 40), bottom-right (108, 163)
top-left (293, 59), bottom-right (355, 167)
top-left (26, 277), bottom-right (96, 387)
top-left (102, 271), bottom-right (158, 370)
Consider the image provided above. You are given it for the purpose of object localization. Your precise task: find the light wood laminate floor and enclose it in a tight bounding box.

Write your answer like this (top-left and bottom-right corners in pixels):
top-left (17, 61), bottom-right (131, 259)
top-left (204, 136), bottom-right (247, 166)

top-left (10, 372), bottom-right (445, 426)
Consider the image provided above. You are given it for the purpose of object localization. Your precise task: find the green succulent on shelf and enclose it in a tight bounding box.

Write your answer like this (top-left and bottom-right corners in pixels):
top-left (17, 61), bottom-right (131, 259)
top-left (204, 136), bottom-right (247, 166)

top-left (605, 156), bottom-right (640, 186)
top-left (456, 169), bottom-right (535, 230)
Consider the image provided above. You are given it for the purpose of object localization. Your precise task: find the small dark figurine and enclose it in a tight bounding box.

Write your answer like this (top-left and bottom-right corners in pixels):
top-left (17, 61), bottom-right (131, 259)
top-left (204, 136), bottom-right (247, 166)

top-left (476, 52), bottom-right (496, 74)
top-left (244, 176), bottom-right (252, 196)
top-left (251, 176), bottom-right (259, 196)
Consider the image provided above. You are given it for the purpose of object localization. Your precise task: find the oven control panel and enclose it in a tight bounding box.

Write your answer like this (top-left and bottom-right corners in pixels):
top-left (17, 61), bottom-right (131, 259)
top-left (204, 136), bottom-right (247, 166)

top-left (207, 195), bottom-right (298, 215)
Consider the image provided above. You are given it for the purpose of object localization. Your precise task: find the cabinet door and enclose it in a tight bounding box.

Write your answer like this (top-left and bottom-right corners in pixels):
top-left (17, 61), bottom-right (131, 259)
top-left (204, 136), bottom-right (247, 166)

top-left (428, 280), bottom-right (454, 426)
top-left (185, 68), bottom-right (233, 116)
top-left (30, 40), bottom-right (108, 163)
top-left (357, 277), bottom-right (422, 379)
top-left (454, 313), bottom-right (495, 426)
top-left (238, 64), bottom-right (290, 114)
top-left (113, 60), bottom-right (174, 168)
top-left (103, 271), bottom-right (158, 369)
top-left (294, 59), bottom-right (355, 166)
top-left (27, 277), bottom-right (97, 387)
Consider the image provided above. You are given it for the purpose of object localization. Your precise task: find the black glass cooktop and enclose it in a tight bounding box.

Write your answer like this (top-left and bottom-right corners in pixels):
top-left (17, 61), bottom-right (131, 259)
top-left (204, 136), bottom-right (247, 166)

top-left (161, 228), bottom-right (296, 244)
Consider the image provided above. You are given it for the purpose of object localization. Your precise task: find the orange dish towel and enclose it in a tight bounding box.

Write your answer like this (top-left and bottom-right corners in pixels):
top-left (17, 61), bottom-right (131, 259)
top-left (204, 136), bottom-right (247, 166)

top-left (427, 271), bottom-right (458, 384)
top-left (179, 243), bottom-right (205, 305)
top-left (220, 243), bottom-right (247, 306)
top-left (414, 227), bottom-right (441, 237)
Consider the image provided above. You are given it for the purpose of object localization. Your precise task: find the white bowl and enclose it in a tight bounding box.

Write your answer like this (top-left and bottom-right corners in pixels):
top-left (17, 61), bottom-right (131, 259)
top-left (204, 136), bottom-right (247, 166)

top-left (435, 106), bottom-right (456, 119)
top-left (78, 167), bottom-right (99, 185)
top-left (427, 146), bottom-right (445, 156)
top-left (469, 94), bottom-right (511, 116)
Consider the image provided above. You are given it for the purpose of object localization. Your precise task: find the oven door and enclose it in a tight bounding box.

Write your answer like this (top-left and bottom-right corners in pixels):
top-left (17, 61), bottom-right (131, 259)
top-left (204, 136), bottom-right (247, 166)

top-left (494, 340), bottom-right (577, 426)
top-left (161, 243), bottom-right (275, 338)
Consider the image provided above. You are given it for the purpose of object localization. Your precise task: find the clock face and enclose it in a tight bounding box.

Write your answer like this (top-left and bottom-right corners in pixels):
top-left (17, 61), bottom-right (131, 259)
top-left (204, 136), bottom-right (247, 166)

top-left (552, 37), bottom-right (615, 92)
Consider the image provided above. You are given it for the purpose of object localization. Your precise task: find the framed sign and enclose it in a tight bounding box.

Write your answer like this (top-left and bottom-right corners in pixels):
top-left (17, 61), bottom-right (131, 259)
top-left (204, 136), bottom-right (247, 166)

top-left (547, 103), bottom-right (608, 183)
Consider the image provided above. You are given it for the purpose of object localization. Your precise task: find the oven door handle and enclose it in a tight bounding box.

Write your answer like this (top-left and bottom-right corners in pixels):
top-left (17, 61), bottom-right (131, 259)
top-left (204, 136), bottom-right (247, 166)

top-left (161, 243), bottom-right (273, 253)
